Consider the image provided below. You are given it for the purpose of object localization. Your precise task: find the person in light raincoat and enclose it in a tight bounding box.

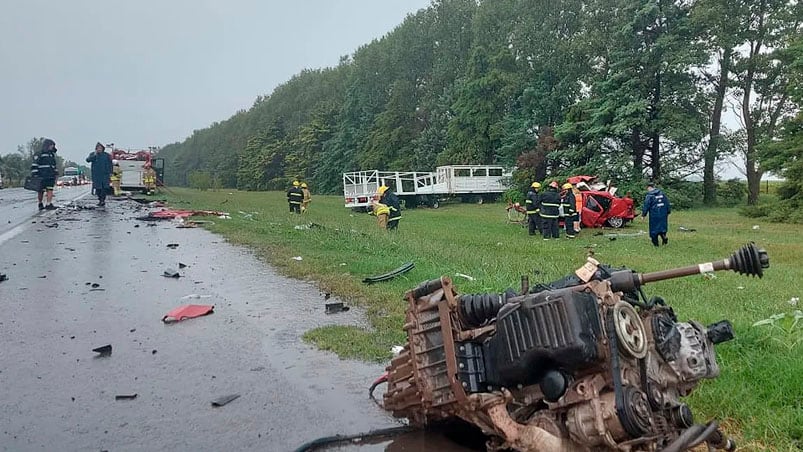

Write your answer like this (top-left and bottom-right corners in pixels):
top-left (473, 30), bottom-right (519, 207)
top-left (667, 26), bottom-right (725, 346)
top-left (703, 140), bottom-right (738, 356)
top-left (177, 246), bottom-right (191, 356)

top-left (642, 183), bottom-right (671, 246)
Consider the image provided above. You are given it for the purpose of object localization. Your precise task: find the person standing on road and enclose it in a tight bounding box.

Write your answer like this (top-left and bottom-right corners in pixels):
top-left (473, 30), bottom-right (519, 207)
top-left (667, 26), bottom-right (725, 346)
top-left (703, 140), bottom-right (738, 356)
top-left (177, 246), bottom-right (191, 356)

top-left (110, 160), bottom-right (122, 196)
top-left (86, 142), bottom-right (113, 207)
top-left (300, 182), bottom-right (312, 213)
top-left (378, 185), bottom-right (401, 231)
top-left (525, 182), bottom-right (542, 236)
top-left (642, 183), bottom-right (671, 246)
top-left (560, 183), bottom-right (578, 238)
top-left (287, 180), bottom-right (303, 213)
top-left (539, 181), bottom-right (561, 240)
top-left (142, 163), bottom-right (157, 195)
top-left (30, 138), bottom-right (58, 210)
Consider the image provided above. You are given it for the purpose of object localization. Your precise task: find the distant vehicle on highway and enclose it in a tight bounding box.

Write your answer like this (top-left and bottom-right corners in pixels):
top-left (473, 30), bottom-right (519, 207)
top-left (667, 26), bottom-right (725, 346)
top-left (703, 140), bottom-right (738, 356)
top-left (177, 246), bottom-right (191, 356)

top-left (0, 171), bottom-right (4, 189)
top-left (57, 176), bottom-right (78, 187)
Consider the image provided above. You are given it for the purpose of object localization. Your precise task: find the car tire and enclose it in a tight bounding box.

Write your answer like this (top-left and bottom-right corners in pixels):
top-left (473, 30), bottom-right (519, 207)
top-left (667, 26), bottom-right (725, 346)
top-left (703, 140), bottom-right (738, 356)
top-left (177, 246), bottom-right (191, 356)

top-left (607, 216), bottom-right (624, 228)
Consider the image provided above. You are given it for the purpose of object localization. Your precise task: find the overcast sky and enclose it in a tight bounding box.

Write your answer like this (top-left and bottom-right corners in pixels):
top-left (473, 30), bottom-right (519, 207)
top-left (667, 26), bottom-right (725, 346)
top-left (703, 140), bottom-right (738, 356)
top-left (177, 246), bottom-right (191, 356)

top-left (0, 0), bottom-right (431, 165)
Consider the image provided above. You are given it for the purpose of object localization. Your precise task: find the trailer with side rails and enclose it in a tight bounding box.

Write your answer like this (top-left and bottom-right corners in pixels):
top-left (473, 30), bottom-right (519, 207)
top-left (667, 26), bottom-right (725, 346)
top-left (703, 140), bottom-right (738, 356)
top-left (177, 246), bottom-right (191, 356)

top-left (343, 165), bottom-right (511, 210)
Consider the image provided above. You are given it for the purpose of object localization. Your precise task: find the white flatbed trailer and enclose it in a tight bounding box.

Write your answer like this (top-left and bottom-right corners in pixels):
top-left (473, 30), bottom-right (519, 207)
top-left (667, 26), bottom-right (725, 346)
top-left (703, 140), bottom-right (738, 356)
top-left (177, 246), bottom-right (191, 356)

top-left (343, 165), bottom-right (511, 209)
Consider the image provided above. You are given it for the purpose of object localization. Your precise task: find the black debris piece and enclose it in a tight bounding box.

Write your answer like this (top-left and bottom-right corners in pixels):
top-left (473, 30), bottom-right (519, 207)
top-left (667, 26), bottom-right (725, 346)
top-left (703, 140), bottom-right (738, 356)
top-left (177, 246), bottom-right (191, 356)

top-left (211, 394), bottom-right (240, 407)
top-left (362, 262), bottom-right (415, 284)
top-left (163, 268), bottom-right (181, 278)
top-left (91, 283), bottom-right (100, 288)
top-left (38, 275), bottom-right (47, 279)
top-left (152, 349), bottom-right (157, 355)
top-left (134, 224), bottom-right (140, 228)
top-left (92, 344), bottom-right (112, 356)
top-left (166, 243), bottom-right (179, 249)
top-left (0, 274), bottom-right (8, 283)
top-left (178, 262), bottom-right (187, 269)
top-left (325, 302), bottom-right (350, 314)
top-left (129, 328), bottom-right (136, 333)
top-left (115, 394), bottom-right (137, 400)
top-left (323, 293), bottom-right (331, 300)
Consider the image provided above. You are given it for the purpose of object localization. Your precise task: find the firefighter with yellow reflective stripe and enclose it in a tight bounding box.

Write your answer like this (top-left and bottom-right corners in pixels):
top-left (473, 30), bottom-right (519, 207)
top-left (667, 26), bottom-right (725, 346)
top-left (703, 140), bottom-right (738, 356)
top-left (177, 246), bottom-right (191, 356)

top-left (372, 200), bottom-right (390, 229)
top-left (560, 182), bottom-right (578, 238)
top-left (378, 185), bottom-right (401, 231)
top-left (287, 180), bottom-right (303, 214)
top-left (525, 182), bottom-right (542, 236)
top-left (539, 181), bottom-right (561, 240)
top-left (300, 182), bottom-right (311, 213)
top-left (110, 160), bottom-right (122, 196)
top-left (143, 164), bottom-right (157, 195)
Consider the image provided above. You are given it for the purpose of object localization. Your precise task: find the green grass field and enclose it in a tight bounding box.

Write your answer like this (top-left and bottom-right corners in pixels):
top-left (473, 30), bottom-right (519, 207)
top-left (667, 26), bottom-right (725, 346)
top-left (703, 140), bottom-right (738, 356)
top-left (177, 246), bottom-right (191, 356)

top-left (166, 188), bottom-right (802, 451)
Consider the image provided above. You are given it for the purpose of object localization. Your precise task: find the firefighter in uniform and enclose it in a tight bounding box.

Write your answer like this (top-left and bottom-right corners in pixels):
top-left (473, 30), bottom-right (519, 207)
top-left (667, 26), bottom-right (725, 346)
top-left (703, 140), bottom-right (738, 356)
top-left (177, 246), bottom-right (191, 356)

top-left (525, 182), bottom-right (542, 236)
top-left (539, 181), bottom-right (561, 240)
top-left (560, 182), bottom-right (577, 238)
top-left (372, 200), bottom-right (390, 229)
top-left (378, 185), bottom-right (401, 231)
top-left (287, 180), bottom-right (303, 213)
top-left (143, 163), bottom-right (157, 195)
top-left (110, 160), bottom-right (122, 196)
top-left (300, 182), bottom-right (311, 213)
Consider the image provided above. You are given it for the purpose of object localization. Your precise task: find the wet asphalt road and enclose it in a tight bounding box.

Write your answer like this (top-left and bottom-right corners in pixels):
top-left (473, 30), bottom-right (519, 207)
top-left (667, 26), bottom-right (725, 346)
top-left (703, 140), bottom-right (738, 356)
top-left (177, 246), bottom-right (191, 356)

top-left (0, 195), bottom-right (475, 451)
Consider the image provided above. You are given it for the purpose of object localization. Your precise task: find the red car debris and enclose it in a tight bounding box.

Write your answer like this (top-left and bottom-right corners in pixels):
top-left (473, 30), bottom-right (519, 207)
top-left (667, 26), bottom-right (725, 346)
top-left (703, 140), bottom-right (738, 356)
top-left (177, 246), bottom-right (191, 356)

top-left (568, 176), bottom-right (636, 228)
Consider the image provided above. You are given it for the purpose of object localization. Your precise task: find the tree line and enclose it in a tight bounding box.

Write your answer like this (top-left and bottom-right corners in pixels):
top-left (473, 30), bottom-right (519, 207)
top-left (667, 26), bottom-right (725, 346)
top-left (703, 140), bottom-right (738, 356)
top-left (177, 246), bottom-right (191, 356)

top-left (157, 0), bottom-right (802, 207)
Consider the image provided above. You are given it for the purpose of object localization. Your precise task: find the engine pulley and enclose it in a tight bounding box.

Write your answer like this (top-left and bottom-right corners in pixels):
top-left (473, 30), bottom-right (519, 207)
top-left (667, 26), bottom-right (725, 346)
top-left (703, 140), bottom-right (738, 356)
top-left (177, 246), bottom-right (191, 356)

top-left (613, 302), bottom-right (648, 359)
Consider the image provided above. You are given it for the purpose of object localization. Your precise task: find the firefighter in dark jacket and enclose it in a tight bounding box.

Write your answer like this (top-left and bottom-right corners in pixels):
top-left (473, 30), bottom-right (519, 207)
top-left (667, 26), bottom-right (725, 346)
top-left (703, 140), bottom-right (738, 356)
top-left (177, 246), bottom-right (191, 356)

top-left (560, 182), bottom-right (578, 238)
top-left (31, 138), bottom-right (58, 210)
top-left (539, 181), bottom-right (561, 240)
top-left (378, 185), bottom-right (401, 230)
top-left (287, 180), bottom-right (303, 213)
top-left (525, 182), bottom-right (542, 236)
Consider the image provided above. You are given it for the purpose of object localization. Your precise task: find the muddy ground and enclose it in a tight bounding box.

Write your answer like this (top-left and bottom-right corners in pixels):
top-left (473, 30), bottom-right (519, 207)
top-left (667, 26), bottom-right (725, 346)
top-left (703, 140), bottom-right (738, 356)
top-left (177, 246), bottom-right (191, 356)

top-left (0, 190), bottom-right (474, 451)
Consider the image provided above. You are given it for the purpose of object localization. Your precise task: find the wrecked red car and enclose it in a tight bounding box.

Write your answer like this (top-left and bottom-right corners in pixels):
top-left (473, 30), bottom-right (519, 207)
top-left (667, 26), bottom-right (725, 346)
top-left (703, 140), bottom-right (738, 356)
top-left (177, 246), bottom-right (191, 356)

top-left (579, 190), bottom-right (636, 228)
top-left (567, 175), bottom-right (636, 228)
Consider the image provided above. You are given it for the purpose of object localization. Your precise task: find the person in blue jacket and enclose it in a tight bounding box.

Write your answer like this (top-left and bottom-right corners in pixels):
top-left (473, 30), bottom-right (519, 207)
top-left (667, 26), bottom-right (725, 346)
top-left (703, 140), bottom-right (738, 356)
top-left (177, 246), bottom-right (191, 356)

top-left (86, 142), bottom-right (113, 207)
top-left (642, 183), bottom-right (671, 246)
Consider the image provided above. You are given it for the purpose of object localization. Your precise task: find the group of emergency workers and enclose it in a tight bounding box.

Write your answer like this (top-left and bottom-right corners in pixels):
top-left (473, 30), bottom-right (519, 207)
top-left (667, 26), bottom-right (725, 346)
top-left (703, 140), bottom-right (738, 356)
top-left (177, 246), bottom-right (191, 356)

top-left (525, 180), bottom-right (581, 240)
top-left (107, 161), bottom-right (158, 196)
top-left (286, 180), bottom-right (312, 214)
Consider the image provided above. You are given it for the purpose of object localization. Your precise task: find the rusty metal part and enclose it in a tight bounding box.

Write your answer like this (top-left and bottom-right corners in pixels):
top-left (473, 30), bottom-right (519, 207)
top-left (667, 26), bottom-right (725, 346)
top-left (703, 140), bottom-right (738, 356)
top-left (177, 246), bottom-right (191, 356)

top-left (382, 245), bottom-right (767, 451)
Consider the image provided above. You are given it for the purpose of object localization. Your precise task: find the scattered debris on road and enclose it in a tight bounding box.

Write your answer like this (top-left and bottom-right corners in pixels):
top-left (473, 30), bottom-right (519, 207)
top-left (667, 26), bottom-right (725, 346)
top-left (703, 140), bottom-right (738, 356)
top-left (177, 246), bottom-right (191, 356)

top-left (325, 302), bottom-right (350, 314)
top-left (163, 268), bottom-right (181, 278)
top-left (362, 262), bottom-right (415, 284)
top-left (211, 394), bottom-right (240, 407)
top-left (178, 262), bottom-right (188, 269)
top-left (0, 273), bottom-right (8, 283)
top-left (162, 304), bottom-right (215, 323)
top-left (92, 344), bottom-right (112, 357)
top-left (166, 243), bottom-right (179, 249)
top-left (115, 394), bottom-right (137, 400)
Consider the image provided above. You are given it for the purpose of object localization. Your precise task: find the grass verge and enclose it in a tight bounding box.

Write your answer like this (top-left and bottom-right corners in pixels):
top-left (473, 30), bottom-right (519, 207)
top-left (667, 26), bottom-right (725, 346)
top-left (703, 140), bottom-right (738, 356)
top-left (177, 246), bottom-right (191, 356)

top-left (165, 188), bottom-right (802, 450)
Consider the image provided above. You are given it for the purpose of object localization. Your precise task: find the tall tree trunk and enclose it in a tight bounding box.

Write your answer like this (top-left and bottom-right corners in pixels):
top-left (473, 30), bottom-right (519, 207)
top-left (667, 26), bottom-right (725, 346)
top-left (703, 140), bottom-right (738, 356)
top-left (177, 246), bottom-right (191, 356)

top-left (631, 129), bottom-right (644, 177)
top-left (703, 48), bottom-right (732, 205)
top-left (649, 72), bottom-right (662, 181)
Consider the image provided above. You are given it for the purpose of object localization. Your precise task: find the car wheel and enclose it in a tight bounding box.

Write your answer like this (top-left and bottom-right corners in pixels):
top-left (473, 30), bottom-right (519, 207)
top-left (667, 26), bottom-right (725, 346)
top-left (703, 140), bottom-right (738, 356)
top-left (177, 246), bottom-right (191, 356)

top-left (431, 200), bottom-right (440, 209)
top-left (607, 216), bottom-right (624, 228)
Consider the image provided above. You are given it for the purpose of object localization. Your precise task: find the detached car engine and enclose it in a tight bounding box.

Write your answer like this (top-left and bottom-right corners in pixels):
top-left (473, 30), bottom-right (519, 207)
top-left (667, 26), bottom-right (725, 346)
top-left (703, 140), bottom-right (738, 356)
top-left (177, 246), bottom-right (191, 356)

top-left (382, 243), bottom-right (768, 451)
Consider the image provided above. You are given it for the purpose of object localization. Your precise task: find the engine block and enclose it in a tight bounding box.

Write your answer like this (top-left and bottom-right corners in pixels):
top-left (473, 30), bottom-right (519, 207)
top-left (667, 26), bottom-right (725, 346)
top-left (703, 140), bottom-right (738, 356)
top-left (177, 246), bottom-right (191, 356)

top-left (383, 244), bottom-right (767, 451)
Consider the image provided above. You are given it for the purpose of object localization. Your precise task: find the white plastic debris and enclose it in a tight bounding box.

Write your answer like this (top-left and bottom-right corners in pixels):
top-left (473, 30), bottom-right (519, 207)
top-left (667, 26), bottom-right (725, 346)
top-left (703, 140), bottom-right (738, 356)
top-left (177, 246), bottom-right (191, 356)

top-left (790, 297), bottom-right (800, 307)
top-left (219, 215), bottom-right (231, 219)
top-left (181, 294), bottom-right (212, 300)
top-left (455, 273), bottom-right (476, 281)
top-left (703, 272), bottom-right (717, 280)
top-left (291, 256), bottom-right (303, 261)
top-left (391, 345), bottom-right (404, 356)
top-left (736, 286), bottom-right (745, 290)
top-left (294, 225), bottom-right (308, 230)
top-left (752, 225), bottom-right (760, 230)
top-left (339, 263), bottom-right (347, 266)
